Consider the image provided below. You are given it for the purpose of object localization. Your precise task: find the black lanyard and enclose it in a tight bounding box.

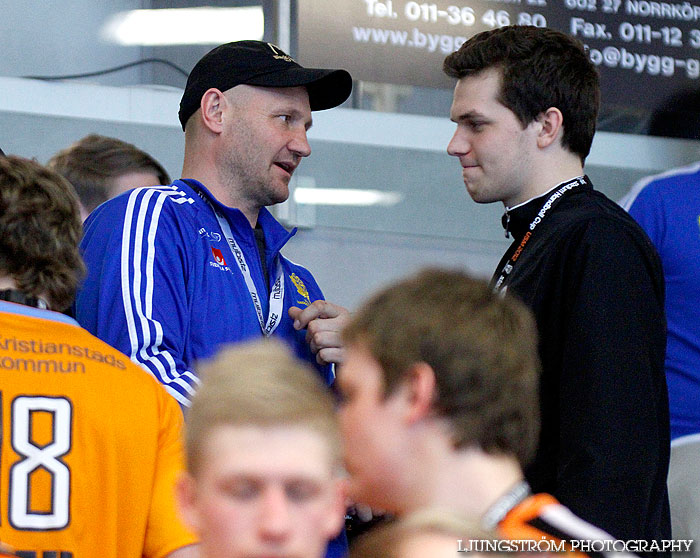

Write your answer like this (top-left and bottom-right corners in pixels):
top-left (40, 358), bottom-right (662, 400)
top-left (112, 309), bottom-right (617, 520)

top-left (0, 289), bottom-right (48, 309)
top-left (492, 176), bottom-right (588, 293)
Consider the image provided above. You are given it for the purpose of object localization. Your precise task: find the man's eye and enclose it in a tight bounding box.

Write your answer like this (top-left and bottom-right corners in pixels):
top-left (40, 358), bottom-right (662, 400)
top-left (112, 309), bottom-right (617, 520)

top-left (277, 114), bottom-right (292, 123)
top-left (286, 481), bottom-right (321, 502)
top-left (223, 481), bottom-right (258, 500)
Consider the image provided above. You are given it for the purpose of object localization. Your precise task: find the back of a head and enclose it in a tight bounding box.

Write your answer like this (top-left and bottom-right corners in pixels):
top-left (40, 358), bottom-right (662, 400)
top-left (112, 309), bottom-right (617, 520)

top-left (186, 338), bottom-right (340, 475)
top-left (443, 25), bottom-right (600, 163)
top-left (343, 268), bottom-right (540, 466)
top-left (46, 134), bottom-right (170, 215)
top-left (0, 156), bottom-right (84, 311)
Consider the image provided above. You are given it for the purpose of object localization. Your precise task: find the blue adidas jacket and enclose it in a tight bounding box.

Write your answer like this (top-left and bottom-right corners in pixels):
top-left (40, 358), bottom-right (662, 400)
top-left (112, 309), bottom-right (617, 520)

top-left (76, 179), bottom-right (333, 406)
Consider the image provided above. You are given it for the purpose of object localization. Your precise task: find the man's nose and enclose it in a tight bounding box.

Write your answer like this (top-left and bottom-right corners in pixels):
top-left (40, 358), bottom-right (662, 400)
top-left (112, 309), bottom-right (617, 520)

top-left (257, 486), bottom-right (293, 541)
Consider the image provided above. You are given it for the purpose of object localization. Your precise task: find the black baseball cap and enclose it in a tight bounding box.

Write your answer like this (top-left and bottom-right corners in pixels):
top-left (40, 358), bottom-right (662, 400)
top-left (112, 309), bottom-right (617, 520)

top-left (178, 40), bottom-right (352, 130)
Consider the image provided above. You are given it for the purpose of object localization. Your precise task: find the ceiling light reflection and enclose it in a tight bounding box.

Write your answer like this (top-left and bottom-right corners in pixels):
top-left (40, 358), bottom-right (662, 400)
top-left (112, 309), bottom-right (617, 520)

top-left (101, 7), bottom-right (264, 46)
top-left (294, 187), bottom-right (404, 206)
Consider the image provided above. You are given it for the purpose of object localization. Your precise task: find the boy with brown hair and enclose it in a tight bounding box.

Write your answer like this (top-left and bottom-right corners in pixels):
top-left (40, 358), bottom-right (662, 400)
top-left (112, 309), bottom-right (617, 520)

top-left (338, 268), bottom-right (632, 557)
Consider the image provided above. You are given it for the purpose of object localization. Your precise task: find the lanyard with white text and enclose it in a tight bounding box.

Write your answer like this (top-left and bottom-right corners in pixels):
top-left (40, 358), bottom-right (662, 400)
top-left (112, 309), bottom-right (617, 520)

top-left (492, 176), bottom-right (587, 294)
top-left (481, 480), bottom-right (532, 529)
top-left (196, 188), bottom-right (285, 337)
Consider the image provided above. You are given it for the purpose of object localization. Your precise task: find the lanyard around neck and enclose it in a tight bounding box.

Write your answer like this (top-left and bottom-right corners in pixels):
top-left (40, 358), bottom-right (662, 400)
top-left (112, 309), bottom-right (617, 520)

top-left (492, 176), bottom-right (587, 293)
top-left (195, 186), bottom-right (285, 337)
top-left (481, 480), bottom-right (532, 529)
top-left (0, 289), bottom-right (48, 309)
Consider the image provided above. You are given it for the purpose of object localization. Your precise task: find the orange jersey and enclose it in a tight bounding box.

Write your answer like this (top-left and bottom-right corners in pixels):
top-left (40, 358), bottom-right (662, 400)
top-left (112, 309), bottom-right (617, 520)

top-left (0, 302), bottom-right (197, 558)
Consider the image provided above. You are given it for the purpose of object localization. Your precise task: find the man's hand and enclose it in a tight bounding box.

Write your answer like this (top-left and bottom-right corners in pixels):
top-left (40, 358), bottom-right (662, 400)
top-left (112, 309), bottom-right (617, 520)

top-left (288, 300), bottom-right (351, 365)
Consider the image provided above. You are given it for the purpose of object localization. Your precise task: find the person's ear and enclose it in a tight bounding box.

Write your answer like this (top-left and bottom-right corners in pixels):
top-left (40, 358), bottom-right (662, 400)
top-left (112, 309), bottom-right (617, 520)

top-left (323, 477), bottom-right (349, 539)
top-left (175, 472), bottom-right (201, 532)
top-left (404, 362), bottom-right (437, 424)
top-left (199, 88), bottom-right (227, 134)
top-left (536, 107), bottom-right (564, 149)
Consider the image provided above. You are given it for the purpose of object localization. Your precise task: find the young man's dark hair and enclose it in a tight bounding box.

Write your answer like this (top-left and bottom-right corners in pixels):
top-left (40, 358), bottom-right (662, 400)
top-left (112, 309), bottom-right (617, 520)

top-left (47, 134), bottom-right (171, 215)
top-left (443, 25), bottom-right (600, 163)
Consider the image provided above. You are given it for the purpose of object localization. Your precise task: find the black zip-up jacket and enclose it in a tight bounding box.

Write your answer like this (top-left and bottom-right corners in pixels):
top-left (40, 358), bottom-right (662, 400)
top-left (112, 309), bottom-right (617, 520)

top-left (492, 177), bottom-right (671, 551)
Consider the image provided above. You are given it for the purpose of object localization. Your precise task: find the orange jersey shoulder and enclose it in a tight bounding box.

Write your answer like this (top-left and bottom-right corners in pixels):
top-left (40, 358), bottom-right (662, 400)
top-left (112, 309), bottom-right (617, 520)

top-left (0, 307), bottom-right (197, 558)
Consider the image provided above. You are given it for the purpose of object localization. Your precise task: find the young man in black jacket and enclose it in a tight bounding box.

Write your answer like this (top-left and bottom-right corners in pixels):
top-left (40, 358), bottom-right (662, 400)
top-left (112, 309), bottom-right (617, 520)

top-left (444, 25), bottom-right (670, 550)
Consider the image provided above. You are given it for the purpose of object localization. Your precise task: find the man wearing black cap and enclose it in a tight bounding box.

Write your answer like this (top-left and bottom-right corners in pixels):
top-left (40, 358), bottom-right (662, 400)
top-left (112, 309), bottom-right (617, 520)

top-left (75, 42), bottom-right (353, 413)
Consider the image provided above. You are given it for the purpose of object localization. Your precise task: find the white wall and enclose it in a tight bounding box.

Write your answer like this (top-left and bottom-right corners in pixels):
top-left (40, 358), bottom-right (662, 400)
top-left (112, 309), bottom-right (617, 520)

top-left (0, 1), bottom-right (149, 86)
